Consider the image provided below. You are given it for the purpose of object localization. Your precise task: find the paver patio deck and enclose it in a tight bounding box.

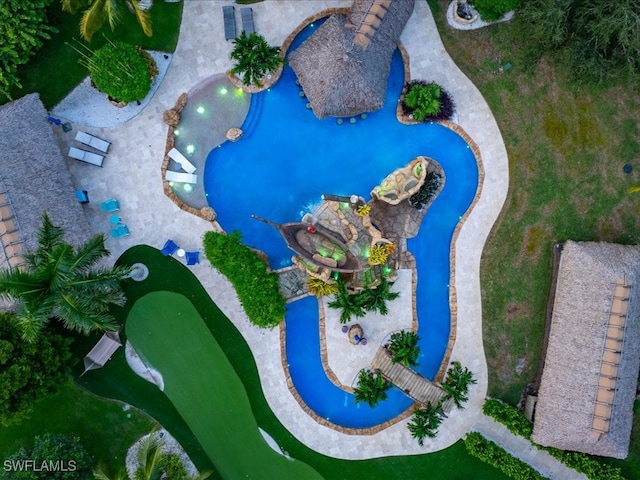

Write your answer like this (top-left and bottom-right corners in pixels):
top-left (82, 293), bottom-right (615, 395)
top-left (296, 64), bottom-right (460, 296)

top-left (54, 0), bottom-right (509, 460)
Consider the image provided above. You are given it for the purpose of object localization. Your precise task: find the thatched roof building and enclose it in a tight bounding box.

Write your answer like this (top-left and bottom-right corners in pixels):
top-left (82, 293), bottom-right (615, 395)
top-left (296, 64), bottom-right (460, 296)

top-left (0, 93), bottom-right (91, 271)
top-left (532, 241), bottom-right (640, 458)
top-left (289, 0), bottom-right (415, 119)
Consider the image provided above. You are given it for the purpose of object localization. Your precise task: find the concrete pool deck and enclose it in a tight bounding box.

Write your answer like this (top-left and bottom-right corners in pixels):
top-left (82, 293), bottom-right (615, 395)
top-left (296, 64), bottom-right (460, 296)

top-left (53, 0), bottom-right (508, 459)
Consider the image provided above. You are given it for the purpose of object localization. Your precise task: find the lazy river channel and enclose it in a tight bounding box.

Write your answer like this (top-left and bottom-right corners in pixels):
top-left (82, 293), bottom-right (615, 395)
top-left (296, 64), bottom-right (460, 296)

top-left (204, 21), bottom-right (478, 429)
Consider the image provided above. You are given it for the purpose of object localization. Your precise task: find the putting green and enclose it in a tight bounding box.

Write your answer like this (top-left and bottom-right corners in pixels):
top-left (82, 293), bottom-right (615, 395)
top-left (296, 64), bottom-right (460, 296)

top-left (126, 291), bottom-right (322, 480)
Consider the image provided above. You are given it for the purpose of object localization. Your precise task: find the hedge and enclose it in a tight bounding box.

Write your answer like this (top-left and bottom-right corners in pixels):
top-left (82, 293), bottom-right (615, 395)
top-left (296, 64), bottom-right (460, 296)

top-left (203, 230), bottom-right (286, 328)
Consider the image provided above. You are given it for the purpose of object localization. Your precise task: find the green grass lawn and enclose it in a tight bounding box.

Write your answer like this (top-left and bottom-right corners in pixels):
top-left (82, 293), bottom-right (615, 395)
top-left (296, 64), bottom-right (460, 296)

top-left (126, 291), bottom-right (322, 479)
top-left (428, 0), bottom-right (640, 477)
top-left (0, 381), bottom-right (154, 472)
top-left (8, 1), bottom-right (183, 109)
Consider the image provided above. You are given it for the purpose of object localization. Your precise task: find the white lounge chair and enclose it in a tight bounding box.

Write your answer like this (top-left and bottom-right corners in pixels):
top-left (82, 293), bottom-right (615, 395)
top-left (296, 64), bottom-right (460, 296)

top-left (166, 170), bottom-right (197, 184)
top-left (75, 131), bottom-right (111, 153)
top-left (68, 147), bottom-right (104, 167)
top-left (168, 148), bottom-right (197, 174)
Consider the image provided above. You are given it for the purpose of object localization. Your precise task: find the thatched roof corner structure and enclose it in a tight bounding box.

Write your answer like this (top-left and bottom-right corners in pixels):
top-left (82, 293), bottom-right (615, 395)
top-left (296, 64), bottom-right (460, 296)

top-left (0, 93), bottom-right (91, 264)
top-left (532, 241), bottom-right (640, 459)
top-left (288, 0), bottom-right (415, 119)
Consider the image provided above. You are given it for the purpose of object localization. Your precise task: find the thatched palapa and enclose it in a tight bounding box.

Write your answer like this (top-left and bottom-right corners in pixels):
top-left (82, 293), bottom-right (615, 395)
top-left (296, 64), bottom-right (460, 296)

top-left (0, 93), bottom-right (91, 270)
top-left (289, 0), bottom-right (415, 119)
top-left (532, 241), bottom-right (640, 458)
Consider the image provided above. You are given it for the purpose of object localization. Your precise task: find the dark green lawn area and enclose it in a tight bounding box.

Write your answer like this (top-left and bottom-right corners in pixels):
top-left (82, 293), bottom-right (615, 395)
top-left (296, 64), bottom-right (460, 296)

top-left (428, 0), bottom-right (640, 477)
top-left (0, 381), bottom-right (154, 471)
top-left (75, 244), bottom-right (508, 480)
top-left (8, 1), bottom-right (182, 109)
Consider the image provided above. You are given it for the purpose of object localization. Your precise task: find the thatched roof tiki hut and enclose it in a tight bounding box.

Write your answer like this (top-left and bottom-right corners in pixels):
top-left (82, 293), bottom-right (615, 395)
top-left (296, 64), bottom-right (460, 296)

top-left (532, 241), bottom-right (640, 458)
top-left (0, 93), bottom-right (91, 273)
top-left (289, 0), bottom-right (415, 119)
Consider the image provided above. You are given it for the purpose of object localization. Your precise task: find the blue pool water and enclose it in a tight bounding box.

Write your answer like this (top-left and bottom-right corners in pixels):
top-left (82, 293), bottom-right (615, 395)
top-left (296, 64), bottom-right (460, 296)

top-left (204, 21), bottom-right (478, 428)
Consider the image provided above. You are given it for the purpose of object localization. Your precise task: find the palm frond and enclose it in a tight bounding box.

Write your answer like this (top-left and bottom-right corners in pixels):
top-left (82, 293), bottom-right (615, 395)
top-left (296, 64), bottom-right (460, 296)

top-left (71, 233), bottom-right (110, 273)
top-left (128, 0), bottom-right (153, 36)
top-left (35, 212), bottom-right (65, 262)
top-left (80, 0), bottom-right (112, 41)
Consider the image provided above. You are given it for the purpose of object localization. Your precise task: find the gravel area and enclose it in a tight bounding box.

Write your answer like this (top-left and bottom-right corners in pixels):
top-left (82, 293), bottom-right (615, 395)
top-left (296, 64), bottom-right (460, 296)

top-left (51, 51), bottom-right (172, 128)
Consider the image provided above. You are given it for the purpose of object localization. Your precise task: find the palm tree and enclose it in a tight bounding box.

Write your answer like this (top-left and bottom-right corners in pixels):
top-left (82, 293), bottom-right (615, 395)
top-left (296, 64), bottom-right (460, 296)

top-left (407, 403), bottom-right (443, 446)
top-left (133, 432), bottom-right (165, 480)
top-left (328, 277), bottom-right (366, 324)
top-left (0, 213), bottom-right (131, 342)
top-left (61, 0), bottom-right (152, 42)
top-left (442, 361), bottom-right (477, 409)
top-left (358, 278), bottom-right (400, 315)
top-left (353, 369), bottom-right (391, 407)
top-left (230, 31), bottom-right (284, 87)
top-left (388, 330), bottom-right (420, 367)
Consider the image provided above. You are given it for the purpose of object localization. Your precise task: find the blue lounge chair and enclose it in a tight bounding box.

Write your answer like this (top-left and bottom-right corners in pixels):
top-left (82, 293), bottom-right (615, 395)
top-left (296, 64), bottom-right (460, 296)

top-left (241, 7), bottom-right (255, 34)
top-left (100, 198), bottom-right (120, 212)
top-left (109, 215), bottom-right (121, 225)
top-left (110, 224), bottom-right (130, 239)
top-left (161, 239), bottom-right (179, 256)
top-left (185, 251), bottom-right (200, 266)
top-left (223, 5), bottom-right (237, 41)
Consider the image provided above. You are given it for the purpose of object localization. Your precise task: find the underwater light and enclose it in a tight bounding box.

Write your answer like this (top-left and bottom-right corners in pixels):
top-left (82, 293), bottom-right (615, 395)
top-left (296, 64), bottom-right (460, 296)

top-left (174, 129), bottom-right (180, 136)
top-left (196, 106), bottom-right (205, 114)
top-left (186, 144), bottom-right (195, 154)
top-left (184, 184), bottom-right (193, 192)
top-left (220, 87), bottom-right (228, 95)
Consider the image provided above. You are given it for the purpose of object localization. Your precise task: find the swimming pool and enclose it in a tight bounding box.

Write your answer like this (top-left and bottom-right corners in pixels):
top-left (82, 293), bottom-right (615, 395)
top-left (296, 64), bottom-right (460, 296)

top-left (204, 21), bottom-right (478, 429)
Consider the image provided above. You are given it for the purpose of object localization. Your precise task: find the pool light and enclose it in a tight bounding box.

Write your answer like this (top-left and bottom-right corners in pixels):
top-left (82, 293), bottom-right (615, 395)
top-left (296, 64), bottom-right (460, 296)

top-left (174, 129), bottom-right (180, 136)
top-left (219, 87), bottom-right (228, 95)
top-left (196, 106), bottom-right (205, 114)
top-left (184, 184), bottom-right (193, 192)
top-left (186, 144), bottom-right (195, 154)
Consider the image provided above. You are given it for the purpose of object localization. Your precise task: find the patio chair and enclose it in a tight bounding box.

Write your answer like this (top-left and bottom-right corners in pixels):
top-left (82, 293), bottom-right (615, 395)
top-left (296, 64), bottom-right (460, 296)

top-left (241, 7), bottom-right (255, 34)
top-left (168, 147), bottom-right (196, 174)
top-left (166, 171), bottom-right (197, 184)
top-left (223, 5), bottom-right (237, 41)
top-left (161, 239), bottom-right (179, 256)
top-left (110, 224), bottom-right (130, 239)
top-left (185, 251), bottom-right (200, 266)
top-left (100, 198), bottom-right (120, 212)
top-left (75, 190), bottom-right (89, 204)
top-left (75, 131), bottom-right (111, 153)
top-left (68, 147), bottom-right (104, 167)
top-left (109, 215), bottom-right (122, 225)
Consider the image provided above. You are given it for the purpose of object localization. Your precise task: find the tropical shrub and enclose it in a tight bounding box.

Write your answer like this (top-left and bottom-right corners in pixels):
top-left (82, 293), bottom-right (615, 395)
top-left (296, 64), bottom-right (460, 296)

top-left (203, 231), bottom-right (286, 328)
top-left (470, 0), bottom-right (521, 22)
top-left (442, 361), bottom-right (477, 409)
top-left (328, 277), bottom-right (366, 323)
top-left (0, 0), bottom-right (56, 101)
top-left (328, 277), bottom-right (400, 323)
top-left (483, 398), bottom-right (533, 438)
top-left (464, 432), bottom-right (546, 480)
top-left (230, 32), bottom-right (284, 87)
top-left (409, 171), bottom-right (442, 209)
top-left (307, 276), bottom-right (339, 297)
top-left (1, 433), bottom-right (93, 480)
top-left (62, 0), bottom-right (152, 42)
top-left (408, 403), bottom-right (443, 445)
top-left (85, 41), bottom-right (153, 103)
top-left (388, 330), bottom-right (420, 367)
top-left (368, 244), bottom-right (390, 265)
top-left (353, 369), bottom-right (391, 407)
top-left (401, 81), bottom-right (456, 122)
top-left (0, 315), bottom-right (75, 426)
top-left (355, 204), bottom-right (371, 216)
top-left (357, 278), bottom-right (400, 315)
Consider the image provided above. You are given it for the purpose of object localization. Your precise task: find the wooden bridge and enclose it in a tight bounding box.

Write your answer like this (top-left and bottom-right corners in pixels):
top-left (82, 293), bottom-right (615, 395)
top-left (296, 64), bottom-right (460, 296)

top-left (371, 347), bottom-right (453, 413)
